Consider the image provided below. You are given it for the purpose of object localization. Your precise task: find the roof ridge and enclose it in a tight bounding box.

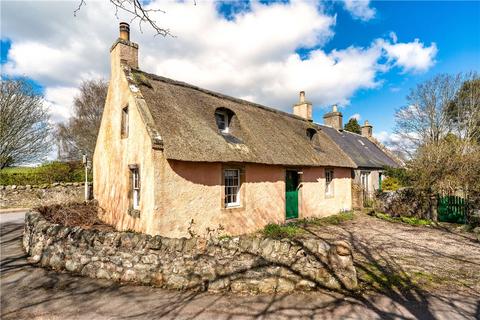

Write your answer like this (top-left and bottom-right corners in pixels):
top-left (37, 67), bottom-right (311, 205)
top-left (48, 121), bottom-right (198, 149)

top-left (132, 68), bottom-right (314, 125)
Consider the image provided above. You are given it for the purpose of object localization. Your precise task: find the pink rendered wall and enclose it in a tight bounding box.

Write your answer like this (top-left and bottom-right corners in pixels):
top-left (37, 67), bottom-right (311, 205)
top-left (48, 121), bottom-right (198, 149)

top-left (152, 160), bottom-right (352, 238)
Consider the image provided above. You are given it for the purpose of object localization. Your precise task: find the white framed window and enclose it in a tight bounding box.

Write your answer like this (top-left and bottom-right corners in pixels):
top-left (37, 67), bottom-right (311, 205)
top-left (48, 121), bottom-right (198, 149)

top-left (215, 110), bottom-right (229, 133)
top-left (224, 169), bottom-right (240, 207)
top-left (325, 169), bottom-right (334, 196)
top-left (130, 167), bottom-right (140, 209)
top-left (121, 106), bottom-right (129, 138)
top-left (361, 171), bottom-right (370, 193)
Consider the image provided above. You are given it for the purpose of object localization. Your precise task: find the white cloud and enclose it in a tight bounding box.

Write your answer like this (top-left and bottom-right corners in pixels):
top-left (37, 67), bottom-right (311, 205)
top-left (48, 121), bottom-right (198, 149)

top-left (383, 39), bottom-right (438, 73)
top-left (343, 0), bottom-right (376, 21)
top-left (44, 87), bottom-right (79, 123)
top-left (349, 113), bottom-right (361, 120)
top-left (2, 0), bottom-right (437, 122)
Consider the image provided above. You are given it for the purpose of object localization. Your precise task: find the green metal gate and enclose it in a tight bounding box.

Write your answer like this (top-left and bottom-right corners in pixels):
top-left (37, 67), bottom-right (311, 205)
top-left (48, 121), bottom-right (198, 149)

top-left (285, 171), bottom-right (299, 219)
top-left (437, 195), bottom-right (467, 224)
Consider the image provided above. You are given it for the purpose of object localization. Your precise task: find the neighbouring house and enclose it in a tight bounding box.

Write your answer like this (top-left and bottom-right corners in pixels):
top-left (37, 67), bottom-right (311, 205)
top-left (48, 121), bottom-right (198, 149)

top-left (93, 23), bottom-right (357, 238)
top-left (318, 106), bottom-right (402, 206)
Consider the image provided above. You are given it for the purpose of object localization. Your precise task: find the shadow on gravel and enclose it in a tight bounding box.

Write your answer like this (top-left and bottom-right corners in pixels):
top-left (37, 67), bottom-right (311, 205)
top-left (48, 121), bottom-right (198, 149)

top-left (1, 220), bottom-right (479, 319)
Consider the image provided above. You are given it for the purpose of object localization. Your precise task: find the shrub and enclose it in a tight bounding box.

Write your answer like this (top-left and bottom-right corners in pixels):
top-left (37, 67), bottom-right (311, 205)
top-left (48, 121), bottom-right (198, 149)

top-left (0, 161), bottom-right (90, 185)
top-left (383, 166), bottom-right (411, 187)
top-left (36, 202), bottom-right (102, 228)
top-left (382, 177), bottom-right (402, 191)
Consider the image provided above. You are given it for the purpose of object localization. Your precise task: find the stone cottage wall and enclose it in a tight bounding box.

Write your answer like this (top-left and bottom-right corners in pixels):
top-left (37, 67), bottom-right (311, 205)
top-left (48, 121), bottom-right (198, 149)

top-left (23, 211), bottom-right (357, 293)
top-left (0, 183), bottom-right (89, 209)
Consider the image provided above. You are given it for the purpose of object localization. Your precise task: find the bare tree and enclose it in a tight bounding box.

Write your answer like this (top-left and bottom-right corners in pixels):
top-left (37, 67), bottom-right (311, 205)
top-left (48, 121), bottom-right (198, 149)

top-left (0, 79), bottom-right (51, 169)
top-left (57, 80), bottom-right (108, 160)
top-left (396, 72), bottom-right (480, 200)
top-left (394, 74), bottom-right (462, 156)
top-left (447, 72), bottom-right (480, 144)
top-left (75, 0), bottom-right (174, 37)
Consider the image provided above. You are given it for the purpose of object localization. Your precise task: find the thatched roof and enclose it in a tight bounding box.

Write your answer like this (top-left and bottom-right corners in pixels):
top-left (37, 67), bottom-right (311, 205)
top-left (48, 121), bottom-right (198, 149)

top-left (319, 125), bottom-right (400, 169)
top-left (132, 69), bottom-right (355, 168)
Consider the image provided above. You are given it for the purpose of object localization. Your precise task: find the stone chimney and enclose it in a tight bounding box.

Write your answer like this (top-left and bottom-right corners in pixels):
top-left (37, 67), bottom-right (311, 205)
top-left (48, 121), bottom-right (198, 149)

top-left (323, 105), bottom-right (343, 130)
top-left (361, 120), bottom-right (373, 138)
top-left (293, 91), bottom-right (312, 121)
top-left (110, 22), bottom-right (138, 69)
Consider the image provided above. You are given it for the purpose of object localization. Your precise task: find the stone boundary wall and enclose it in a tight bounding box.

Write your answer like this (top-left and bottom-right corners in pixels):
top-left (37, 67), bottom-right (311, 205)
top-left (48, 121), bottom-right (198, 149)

top-left (23, 211), bottom-right (357, 293)
top-left (0, 183), bottom-right (90, 208)
top-left (376, 188), bottom-right (433, 219)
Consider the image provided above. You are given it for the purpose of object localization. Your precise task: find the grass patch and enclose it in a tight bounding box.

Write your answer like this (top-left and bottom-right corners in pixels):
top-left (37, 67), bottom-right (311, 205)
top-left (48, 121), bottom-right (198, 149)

top-left (294, 211), bottom-right (355, 227)
top-left (374, 212), bottom-right (433, 226)
top-left (261, 211), bottom-right (355, 239)
top-left (263, 222), bottom-right (304, 239)
top-left (217, 234), bottom-right (233, 241)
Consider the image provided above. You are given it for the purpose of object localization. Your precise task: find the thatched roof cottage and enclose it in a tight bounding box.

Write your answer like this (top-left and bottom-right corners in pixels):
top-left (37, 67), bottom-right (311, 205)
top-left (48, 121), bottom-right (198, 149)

top-left (94, 23), bottom-right (381, 237)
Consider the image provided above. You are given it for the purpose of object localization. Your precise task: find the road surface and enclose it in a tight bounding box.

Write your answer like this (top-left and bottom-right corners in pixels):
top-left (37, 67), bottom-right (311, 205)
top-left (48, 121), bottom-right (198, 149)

top-left (1, 210), bottom-right (479, 319)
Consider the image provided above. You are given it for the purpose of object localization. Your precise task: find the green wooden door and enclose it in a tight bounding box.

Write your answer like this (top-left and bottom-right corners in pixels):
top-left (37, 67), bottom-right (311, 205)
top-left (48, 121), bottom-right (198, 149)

top-left (286, 171), bottom-right (299, 219)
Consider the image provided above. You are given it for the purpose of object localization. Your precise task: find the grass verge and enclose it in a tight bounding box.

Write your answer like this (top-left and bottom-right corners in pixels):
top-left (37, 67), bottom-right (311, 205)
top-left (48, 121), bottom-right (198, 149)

top-left (262, 211), bottom-right (356, 239)
top-left (373, 212), bottom-right (434, 226)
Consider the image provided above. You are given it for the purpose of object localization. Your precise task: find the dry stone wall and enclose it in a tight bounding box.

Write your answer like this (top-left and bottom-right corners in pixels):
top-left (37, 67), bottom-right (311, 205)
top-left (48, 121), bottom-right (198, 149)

top-left (23, 211), bottom-right (357, 293)
top-left (0, 183), bottom-right (89, 208)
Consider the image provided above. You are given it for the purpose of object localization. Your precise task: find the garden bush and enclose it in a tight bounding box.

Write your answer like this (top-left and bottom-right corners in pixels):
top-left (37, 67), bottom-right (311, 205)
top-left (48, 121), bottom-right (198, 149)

top-left (382, 177), bottom-right (402, 191)
top-left (0, 161), bottom-right (90, 185)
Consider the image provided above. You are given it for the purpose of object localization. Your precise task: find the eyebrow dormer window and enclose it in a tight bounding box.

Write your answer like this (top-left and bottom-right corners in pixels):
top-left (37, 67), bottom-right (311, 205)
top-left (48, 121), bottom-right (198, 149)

top-left (306, 128), bottom-right (317, 140)
top-left (215, 110), bottom-right (229, 133)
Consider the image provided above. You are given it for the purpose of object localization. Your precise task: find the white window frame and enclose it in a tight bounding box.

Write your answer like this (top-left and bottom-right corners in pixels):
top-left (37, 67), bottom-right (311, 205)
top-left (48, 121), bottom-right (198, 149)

top-left (131, 168), bottom-right (140, 209)
top-left (325, 169), bottom-right (334, 196)
top-left (361, 171), bottom-right (370, 193)
top-left (215, 110), bottom-right (229, 133)
top-left (224, 169), bottom-right (240, 208)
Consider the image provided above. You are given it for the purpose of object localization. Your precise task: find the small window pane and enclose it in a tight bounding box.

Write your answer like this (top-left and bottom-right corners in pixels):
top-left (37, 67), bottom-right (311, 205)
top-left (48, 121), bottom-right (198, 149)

top-left (215, 111), bottom-right (229, 133)
top-left (224, 169), bottom-right (240, 207)
top-left (131, 168), bottom-right (140, 209)
top-left (325, 169), bottom-right (334, 196)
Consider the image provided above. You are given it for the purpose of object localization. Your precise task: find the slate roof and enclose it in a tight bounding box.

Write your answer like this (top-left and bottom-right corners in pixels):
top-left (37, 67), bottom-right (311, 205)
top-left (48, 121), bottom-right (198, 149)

top-left (318, 125), bottom-right (400, 169)
top-left (131, 69), bottom-right (356, 168)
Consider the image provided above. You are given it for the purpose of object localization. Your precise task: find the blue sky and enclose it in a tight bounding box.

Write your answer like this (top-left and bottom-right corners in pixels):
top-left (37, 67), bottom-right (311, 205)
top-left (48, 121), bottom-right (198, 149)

top-left (1, 0), bottom-right (479, 146)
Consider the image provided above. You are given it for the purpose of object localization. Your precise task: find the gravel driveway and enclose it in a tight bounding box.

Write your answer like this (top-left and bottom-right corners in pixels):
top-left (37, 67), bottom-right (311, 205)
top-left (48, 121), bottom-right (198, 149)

top-left (1, 212), bottom-right (479, 319)
top-left (300, 213), bottom-right (480, 295)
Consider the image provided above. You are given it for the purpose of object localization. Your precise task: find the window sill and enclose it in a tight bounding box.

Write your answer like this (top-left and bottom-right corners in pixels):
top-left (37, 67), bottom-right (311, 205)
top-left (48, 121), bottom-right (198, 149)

top-left (128, 208), bottom-right (140, 218)
top-left (223, 205), bottom-right (244, 211)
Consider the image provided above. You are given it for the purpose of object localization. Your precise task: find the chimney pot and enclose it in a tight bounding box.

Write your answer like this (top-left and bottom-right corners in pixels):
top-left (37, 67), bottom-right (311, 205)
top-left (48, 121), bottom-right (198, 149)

top-left (323, 104), bottom-right (343, 130)
top-left (292, 91), bottom-right (312, 121)
top-left (299, 91), bottom-right (305, 103)
top-left (361, 120), bottom-right (373, 138)
top-left (110, 22), bottom-right (138, 69)
top-left (119, 22), bottom-right (130, 41)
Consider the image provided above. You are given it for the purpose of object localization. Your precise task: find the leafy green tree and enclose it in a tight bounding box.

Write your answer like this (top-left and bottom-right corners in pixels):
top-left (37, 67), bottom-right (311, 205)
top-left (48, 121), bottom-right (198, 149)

top-left (344, 118), bottom-right (361, 134)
